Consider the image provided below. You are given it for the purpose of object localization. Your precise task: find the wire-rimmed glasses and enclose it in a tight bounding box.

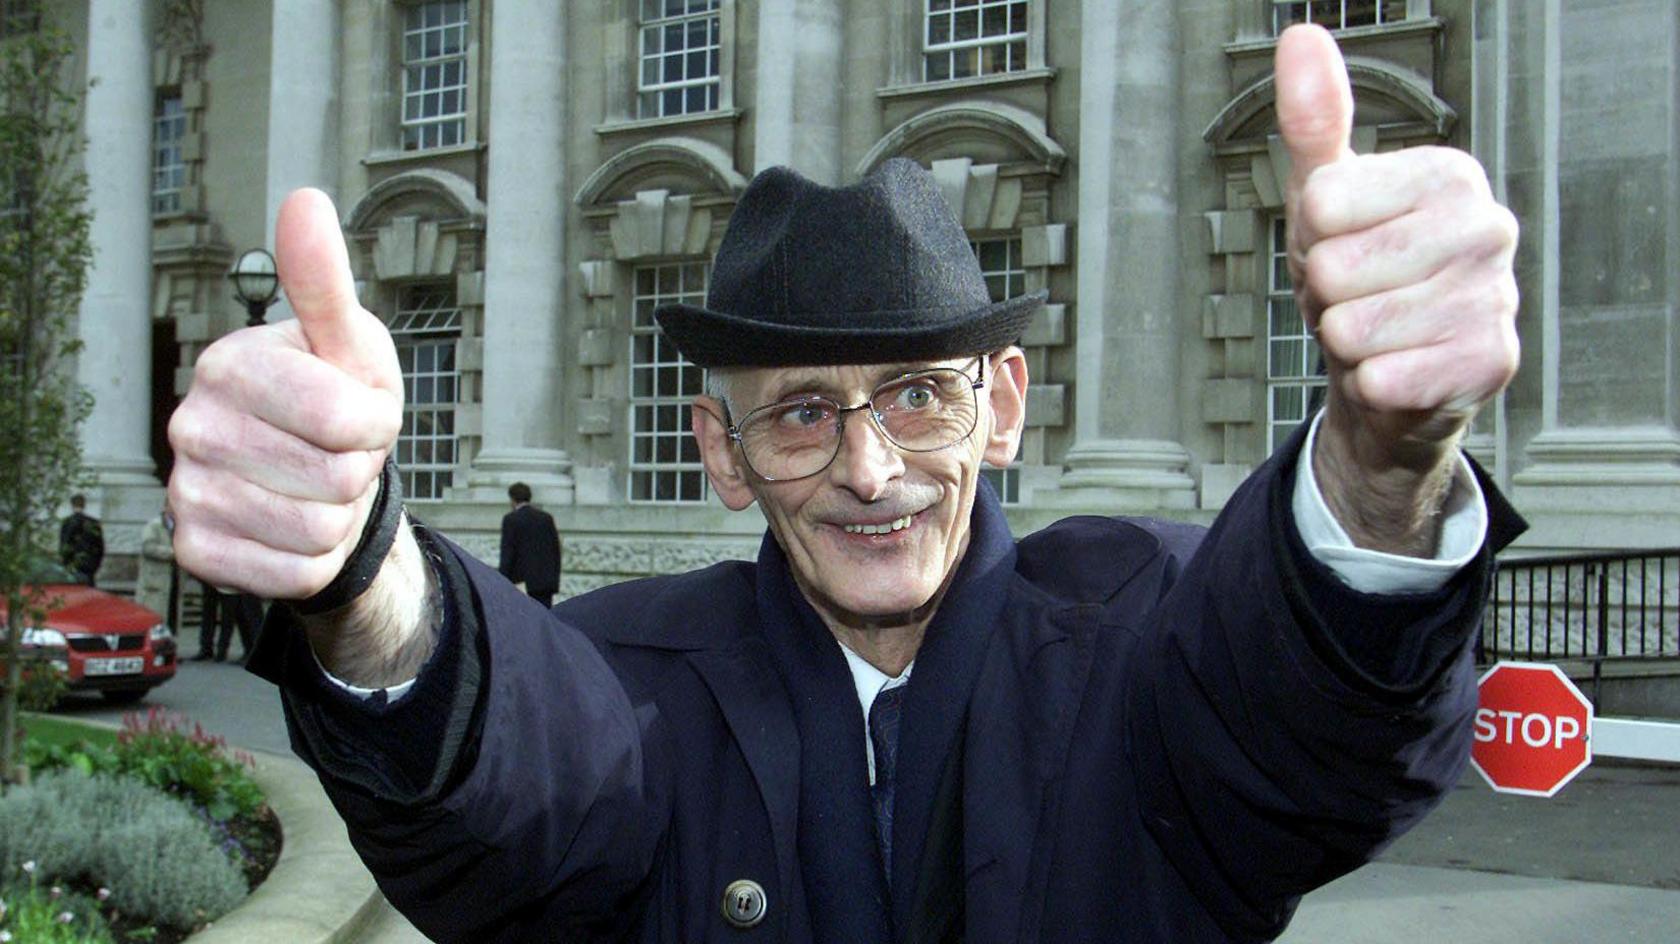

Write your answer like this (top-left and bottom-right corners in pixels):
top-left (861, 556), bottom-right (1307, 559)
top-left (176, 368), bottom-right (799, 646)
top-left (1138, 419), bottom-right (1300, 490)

top-left (722, 357), bottom-right (988, 482)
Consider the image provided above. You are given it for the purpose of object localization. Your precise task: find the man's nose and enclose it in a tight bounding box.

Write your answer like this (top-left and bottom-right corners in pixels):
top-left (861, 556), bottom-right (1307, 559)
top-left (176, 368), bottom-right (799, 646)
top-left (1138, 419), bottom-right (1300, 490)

top-left (827, 410), bottom-right (903, 501)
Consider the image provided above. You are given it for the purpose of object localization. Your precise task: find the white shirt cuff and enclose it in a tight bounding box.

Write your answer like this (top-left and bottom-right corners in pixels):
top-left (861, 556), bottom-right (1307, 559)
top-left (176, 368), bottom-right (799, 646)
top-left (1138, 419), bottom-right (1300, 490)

top-left (312, 644), bottom-right (417, 702)
top-left (1292, 411), bottom-right (1488, 595)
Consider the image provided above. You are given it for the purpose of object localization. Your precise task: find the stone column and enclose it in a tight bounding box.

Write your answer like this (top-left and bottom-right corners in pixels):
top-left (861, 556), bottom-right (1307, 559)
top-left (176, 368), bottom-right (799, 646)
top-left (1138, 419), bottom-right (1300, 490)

top-left (263, 0), bottom-right (341, 323)
top-left (1508, 0), bottom-right (1680, 544)
top-left (465, 0), bottom-right (574, 502)
top-left (77, 0), bottom-right (156, 491)
top-left (753, 0), bottom-right (842, 183)
top-left (74, 0), bottom-right (159, 585)
top-left (1051, 0), bottom-right (1195, 508)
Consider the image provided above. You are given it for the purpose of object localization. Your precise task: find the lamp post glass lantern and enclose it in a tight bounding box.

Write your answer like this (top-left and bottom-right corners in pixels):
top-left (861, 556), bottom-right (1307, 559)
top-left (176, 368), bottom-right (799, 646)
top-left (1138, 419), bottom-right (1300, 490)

top-left (229, 248), bottom-right (280, 326)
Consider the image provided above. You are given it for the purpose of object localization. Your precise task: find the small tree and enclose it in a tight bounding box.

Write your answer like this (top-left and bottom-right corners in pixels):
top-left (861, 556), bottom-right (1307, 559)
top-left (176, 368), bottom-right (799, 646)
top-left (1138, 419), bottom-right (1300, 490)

top-left (0, 8), bottom-right (95, 782)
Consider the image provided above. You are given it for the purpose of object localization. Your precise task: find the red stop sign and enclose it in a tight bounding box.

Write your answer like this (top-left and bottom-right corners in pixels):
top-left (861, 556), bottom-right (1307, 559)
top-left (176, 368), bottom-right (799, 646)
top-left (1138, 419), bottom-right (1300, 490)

top-left (1471, 662), bottom-right (1593, 797)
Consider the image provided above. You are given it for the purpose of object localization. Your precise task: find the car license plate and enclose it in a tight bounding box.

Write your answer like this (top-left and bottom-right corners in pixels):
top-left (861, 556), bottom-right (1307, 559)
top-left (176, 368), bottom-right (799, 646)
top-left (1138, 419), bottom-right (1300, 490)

top-left (84, 656), bottom-right (144, 677)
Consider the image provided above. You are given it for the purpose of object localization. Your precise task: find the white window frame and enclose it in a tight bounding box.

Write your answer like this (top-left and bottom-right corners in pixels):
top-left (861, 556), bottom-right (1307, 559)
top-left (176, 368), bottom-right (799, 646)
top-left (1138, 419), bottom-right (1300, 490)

top-left (1270, 0), bottom-right (1408, 34)
top-left (400, 1), bottom-right (469, 151)
top-left (971, 234), bottom-right (1025, 503)
top-left (152, 93), bottom-right (186, 216)
top-left (637, 0), bottom-right (721, 119)
top-left (629, 262), bottom-right (710, 504)
top-left (1265, 217), bottom-right (1326, 451)
top-left (389, 285), bottom-right (462, 501)
top-left (923, 0), bottom-right (1029, 82)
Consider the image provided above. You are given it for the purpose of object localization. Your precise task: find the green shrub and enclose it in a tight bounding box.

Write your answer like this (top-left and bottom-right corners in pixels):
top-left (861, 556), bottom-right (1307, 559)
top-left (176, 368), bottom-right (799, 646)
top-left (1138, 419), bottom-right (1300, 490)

top-left (0, 872), bottom-right (115, 944)
top-left (113, 708), bottom-right (264, 822)
top-left (21, 735), bottom-right (119, 780)
top-left (0, 770), bottom-right (247, 931)
top-left (0, 655), bottom-right (68, 710)
top-left (26, 708), bottom-right (266, 824)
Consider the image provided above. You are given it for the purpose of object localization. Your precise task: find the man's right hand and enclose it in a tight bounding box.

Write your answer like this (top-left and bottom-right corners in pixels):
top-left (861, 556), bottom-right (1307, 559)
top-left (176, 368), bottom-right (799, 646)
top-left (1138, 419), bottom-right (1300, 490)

top-left (169, 189), bottom-right (404, 601)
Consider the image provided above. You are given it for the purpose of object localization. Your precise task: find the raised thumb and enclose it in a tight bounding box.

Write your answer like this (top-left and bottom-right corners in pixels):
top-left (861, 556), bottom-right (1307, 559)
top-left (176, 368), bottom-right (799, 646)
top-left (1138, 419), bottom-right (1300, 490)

top-left (1275, 24), bottom-right (1355, 187)
top-left (274, 188), bottom-right (386, 384)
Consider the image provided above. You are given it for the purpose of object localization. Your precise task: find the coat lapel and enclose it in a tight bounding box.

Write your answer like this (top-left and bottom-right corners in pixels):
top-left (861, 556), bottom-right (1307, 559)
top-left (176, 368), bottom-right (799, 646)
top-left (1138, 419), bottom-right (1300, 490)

top-left (962, 597), bottom-right (1103, 944)
top-left (688, 640), bottom-right (802, 929)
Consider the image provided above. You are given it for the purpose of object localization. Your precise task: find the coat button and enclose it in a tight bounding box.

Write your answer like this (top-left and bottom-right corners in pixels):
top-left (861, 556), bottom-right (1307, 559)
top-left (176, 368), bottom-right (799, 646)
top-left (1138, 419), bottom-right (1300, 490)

top-left (721, 879), bottom-right (767, 929)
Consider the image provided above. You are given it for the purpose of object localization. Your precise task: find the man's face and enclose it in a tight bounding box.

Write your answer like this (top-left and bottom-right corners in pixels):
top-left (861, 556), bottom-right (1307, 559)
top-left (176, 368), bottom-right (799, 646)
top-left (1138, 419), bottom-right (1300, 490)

top-left (694, 350), bottom-right (1027, 625)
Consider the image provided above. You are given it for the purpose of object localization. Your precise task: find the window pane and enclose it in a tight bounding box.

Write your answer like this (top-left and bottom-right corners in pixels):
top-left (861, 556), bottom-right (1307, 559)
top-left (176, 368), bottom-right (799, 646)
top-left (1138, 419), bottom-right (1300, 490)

top-left (637, 4), bottom-right (721, 118)
top-left (389, 284), bottom-right (461, 501)
top-left (928, 13), bottom-right (950, 45)
top-left (953, 9), bottom-right (978, 40)
top-left (401, 2), bottom-right (470, 151)
top-left (1273, 385), bottom-right (1304, 421)
top-left (953, 47), bottom-right (977, 78)
top-left (1265, 214), bottom-right (1326, 451)
top-left (629, 262), bottom-right (711, 503)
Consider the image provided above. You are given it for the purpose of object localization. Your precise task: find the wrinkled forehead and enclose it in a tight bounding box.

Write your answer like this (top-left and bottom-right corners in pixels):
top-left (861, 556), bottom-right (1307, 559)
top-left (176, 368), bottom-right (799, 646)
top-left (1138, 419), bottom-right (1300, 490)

top-left (729, 356), bottom-right (976, 407)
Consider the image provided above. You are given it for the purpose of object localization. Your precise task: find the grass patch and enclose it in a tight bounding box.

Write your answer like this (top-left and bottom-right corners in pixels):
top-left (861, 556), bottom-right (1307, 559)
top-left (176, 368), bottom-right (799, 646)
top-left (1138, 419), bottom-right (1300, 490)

top-left (20, 712), bottom-right (118, 752)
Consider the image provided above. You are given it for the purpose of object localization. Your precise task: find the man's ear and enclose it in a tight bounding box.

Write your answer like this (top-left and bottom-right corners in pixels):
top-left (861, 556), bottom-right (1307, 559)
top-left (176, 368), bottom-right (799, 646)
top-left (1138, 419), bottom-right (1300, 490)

top-left (692, 397), bottom-right (757, 511)
top-left (982, 346), bottom-right (1028, 468)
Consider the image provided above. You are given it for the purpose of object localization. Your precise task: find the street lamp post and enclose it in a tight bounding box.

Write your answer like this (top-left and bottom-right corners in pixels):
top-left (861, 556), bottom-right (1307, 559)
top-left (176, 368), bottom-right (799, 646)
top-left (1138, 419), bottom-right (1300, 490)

top-left (228, 248), bottom-right (280, 327)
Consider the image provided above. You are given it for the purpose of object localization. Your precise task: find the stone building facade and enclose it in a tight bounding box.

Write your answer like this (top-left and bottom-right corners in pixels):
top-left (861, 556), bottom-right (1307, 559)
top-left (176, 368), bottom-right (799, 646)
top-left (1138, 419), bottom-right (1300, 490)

top-left (32, 0), bottom-right (1680, 597)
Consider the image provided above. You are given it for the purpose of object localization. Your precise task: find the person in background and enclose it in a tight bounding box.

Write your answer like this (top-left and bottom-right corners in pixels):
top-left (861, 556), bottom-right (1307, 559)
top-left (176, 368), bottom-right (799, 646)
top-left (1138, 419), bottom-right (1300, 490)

top-left (498, 481), bottom-right (562, 607)
top-left (136, 501), bottom-right (177, 629)
top-left (57, 493), bottom-right (103, 587)
top-left (217, 590), bottom-right (263, 664)
top-left (192, 579), bottom-right (221, 662)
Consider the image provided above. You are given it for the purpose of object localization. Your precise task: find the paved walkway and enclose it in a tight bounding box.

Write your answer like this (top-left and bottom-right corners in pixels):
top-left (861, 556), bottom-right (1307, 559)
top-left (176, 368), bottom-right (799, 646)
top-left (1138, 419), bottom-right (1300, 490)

top-left (1282, 761), bottom-right (1680, 942)
top-left (1281, 862), bottom-right (1680, 943)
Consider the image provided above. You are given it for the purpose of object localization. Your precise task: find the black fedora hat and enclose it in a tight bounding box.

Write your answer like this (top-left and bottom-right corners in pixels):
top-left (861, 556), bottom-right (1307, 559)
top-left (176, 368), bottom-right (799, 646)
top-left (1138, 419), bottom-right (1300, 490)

top-left (655, 158), bottom-right (1046, 368)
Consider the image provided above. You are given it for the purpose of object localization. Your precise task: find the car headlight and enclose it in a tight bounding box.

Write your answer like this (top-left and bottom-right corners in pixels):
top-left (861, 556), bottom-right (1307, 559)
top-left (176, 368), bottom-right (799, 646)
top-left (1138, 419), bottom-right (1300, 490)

top-left (148, 622), bottom-right (172, 641)
top-left (20, 627), bottom-right (68, 648)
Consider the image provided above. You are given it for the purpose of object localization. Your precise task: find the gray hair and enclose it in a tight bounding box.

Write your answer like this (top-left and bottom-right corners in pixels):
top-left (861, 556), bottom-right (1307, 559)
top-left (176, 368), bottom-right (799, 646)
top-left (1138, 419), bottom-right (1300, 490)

top-left (703, 368), bottom-right (737, 416)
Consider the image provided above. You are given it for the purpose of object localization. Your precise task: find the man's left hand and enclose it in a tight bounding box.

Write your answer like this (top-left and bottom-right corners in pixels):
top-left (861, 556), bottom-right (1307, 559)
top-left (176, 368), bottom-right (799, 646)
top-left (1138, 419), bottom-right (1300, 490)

top-left (1277, 24), bottom-right (1519, 556)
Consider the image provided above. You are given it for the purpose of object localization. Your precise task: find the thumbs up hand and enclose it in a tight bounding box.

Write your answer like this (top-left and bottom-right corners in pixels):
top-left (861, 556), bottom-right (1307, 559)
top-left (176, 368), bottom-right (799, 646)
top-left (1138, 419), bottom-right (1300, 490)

top-left (1277, 25), bottom-right (1519, 555)
top-left (169, 189), bottom-right (404, 599)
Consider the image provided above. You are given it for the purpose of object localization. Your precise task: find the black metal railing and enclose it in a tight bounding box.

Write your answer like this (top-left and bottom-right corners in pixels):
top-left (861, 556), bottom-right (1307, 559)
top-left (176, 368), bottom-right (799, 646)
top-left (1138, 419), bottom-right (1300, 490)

top-left (1482, 548), bottom-right (1680, 701)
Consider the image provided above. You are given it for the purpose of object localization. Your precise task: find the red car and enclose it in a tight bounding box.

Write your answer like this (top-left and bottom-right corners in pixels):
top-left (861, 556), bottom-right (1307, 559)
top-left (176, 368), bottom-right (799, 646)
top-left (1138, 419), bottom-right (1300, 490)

top-left (7, 558), bottom-right (177, 704)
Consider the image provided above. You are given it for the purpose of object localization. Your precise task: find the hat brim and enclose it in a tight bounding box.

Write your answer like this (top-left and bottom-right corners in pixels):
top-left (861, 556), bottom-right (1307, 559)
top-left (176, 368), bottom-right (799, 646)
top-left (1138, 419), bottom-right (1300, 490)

top-left (655, 290), bottom-right (1047, 369)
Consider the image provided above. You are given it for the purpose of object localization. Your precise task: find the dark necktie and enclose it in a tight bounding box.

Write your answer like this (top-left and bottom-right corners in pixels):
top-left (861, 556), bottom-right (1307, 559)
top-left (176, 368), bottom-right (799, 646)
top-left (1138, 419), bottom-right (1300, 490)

top-left (869, 684), bottom-right (905, 879)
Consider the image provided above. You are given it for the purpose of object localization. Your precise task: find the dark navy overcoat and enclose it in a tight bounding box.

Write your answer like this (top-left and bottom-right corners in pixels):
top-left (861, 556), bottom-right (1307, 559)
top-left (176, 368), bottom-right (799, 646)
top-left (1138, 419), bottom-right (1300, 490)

top-left (254, 428), bottom-right (1522, 943)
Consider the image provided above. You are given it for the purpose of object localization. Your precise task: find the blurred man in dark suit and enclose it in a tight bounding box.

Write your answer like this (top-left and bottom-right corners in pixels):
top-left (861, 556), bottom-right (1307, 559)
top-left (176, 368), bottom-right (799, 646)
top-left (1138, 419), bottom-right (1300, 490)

top-left (58, 494), bottom-right (104, 586)
top-left (498, 482), bottom-right (560, 607)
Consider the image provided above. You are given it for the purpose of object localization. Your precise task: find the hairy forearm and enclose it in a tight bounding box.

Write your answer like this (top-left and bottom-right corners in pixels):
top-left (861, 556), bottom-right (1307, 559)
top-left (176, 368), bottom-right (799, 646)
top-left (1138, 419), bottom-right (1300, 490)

top-left (300, 513), bottom-right (442, 688)
top-left (1312, 406), bottom-right (1461, 558)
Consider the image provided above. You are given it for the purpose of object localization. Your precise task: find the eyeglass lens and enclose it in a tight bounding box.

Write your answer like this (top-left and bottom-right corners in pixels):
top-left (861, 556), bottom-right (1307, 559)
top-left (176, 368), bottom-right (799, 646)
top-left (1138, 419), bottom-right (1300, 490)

top-left (735, 367), bottom-right (980, 481)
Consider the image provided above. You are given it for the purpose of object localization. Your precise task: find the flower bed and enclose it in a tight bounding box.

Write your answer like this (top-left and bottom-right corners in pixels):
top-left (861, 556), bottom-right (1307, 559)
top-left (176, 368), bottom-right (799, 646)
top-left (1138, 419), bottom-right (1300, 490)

top-left (1, 709), bottom-right (281, 943)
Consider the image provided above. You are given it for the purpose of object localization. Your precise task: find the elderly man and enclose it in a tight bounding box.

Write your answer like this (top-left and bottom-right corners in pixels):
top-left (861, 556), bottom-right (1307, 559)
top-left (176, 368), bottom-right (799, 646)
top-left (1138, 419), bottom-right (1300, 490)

top-left (168, 28), bottom-right (1520, 944)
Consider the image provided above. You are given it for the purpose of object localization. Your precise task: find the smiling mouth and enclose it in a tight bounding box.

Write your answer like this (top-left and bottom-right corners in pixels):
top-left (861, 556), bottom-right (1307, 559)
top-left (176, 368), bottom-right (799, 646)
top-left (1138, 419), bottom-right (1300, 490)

top-left (842, 514), bottom-right (915, 536)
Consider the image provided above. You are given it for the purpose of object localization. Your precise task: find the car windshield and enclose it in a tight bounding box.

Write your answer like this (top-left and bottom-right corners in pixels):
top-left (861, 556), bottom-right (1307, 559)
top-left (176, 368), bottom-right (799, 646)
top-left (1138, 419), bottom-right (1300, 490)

top-left (24, 556), bottom-right (82, 585)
